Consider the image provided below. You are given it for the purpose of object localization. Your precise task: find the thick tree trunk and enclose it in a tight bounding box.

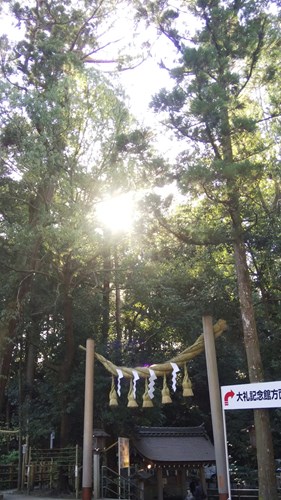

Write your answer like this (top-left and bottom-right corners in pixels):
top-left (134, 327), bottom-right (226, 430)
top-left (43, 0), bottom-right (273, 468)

top-left (233, 238), bottom-right (263, 382)
top-left (26, 317), bottom-right (40, 393)
top-left (24, 317), bottom-right (40, 440)
top-left (102, 241), bottom-right (111, 341)
top-left (59, 267), bottom-right (75, 448)
top-left (114, 250), bottom-right (122, 341)
top-left (233, 235), bottom-right (277, 500)
top-left (0, 327), bottom-right (15, 412)
top-left (221, 97), bottom-right (277, 497)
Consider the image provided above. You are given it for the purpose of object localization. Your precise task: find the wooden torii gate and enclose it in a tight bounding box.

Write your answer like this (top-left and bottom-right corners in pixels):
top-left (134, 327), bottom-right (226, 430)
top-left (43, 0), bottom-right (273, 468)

top-left (81, 316), bottom-right (229, 500)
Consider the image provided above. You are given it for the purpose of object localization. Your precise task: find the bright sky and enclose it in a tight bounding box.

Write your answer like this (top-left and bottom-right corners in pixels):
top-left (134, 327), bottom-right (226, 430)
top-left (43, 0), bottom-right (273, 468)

top-left (0, 2), bottom-right (176, 138)
top-left (0, 3), bottom-right (182, 231)
top-left (118, 62), bottom-right (180, 164)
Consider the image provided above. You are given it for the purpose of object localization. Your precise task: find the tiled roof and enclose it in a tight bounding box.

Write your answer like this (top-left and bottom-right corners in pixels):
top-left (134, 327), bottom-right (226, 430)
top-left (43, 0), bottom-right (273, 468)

top-left (133, 426), bottom-right (215, 464)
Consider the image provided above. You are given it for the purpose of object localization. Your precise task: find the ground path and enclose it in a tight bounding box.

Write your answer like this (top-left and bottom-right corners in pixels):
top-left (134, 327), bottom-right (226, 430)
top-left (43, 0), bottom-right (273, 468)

top-left (2, 491), bottom-right (76, 500)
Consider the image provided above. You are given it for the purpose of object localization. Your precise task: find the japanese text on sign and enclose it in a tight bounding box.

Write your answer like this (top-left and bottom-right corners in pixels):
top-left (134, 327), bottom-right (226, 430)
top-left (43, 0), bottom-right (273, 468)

top-left (221, 381), bottom-right (281, 410)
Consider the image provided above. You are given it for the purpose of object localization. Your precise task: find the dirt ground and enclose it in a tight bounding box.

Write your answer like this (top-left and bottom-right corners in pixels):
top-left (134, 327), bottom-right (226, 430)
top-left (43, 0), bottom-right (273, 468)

top-left (2, 491), bottom-right (77, 500)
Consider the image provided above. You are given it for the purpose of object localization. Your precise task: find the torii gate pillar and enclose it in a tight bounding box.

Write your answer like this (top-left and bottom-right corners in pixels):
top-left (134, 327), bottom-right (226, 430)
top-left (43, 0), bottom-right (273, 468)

top-left (82, 338), bottom-right (95, 500)
top-left (203, 315), bottom-right (229, 500)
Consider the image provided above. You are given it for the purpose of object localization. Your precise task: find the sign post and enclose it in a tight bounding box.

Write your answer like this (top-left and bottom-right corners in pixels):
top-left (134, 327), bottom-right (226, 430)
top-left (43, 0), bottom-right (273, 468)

top-left (118, 437), bottom-right (130, 470)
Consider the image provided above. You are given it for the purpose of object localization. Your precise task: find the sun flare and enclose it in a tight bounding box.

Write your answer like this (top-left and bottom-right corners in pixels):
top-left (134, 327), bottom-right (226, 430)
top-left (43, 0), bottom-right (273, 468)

top-left (96, 193), bottom-right (136, 233)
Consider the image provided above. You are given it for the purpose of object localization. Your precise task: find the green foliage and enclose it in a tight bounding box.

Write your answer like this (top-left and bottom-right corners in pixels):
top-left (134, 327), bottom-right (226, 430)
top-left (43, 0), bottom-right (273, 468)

top-left (0, 449), bottom-right (19, 465)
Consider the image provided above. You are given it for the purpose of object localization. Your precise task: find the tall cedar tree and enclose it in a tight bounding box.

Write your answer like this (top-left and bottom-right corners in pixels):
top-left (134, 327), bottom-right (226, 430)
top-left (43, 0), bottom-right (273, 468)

top-left (0, 0), bottom-right (152, 446)
top-left (137, 0), bottom-right (281, 497)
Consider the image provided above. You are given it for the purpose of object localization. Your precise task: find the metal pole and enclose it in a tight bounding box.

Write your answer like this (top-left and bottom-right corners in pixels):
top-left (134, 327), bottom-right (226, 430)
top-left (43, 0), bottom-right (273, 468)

top-left (222, 400), bottom-right (232, 499)
top-left (82, 338), bottom-right (95, 500)
top-left (202, 315), bottom-right (229, 500)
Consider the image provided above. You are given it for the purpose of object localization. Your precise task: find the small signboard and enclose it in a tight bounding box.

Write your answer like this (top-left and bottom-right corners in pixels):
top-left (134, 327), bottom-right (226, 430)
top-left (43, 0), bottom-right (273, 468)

top-left (221, 381), bottom-right (281, 410)
top-left (118, 437), bottom-right (130, 469)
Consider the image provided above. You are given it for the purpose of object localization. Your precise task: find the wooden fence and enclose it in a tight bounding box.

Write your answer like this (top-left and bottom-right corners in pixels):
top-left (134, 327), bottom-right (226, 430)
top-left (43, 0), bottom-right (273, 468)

top-left (0, 464), bottom-right (18, 490)
top-left (23, 446), bottom-right (81, 496)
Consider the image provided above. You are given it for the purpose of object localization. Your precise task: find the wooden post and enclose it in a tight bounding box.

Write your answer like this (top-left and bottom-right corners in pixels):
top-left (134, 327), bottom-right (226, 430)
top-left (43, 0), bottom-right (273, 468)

top-left (202, 315), bottom-right (229, 500)
top-left (75, 444), bottom-right (79, 500)
top-left (157, 468), bottom-right (163, 500)
top-left (82, 339), bottom-right (95, 500)
top-left (180, 467), bottom-right (187, 498)
top-left (199, 466), bottom-right (207, 497)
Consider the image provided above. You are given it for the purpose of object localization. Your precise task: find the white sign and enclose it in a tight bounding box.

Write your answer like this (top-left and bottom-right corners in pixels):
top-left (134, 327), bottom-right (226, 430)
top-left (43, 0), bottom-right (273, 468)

top-left (221, 381), bottom-right (281, 410)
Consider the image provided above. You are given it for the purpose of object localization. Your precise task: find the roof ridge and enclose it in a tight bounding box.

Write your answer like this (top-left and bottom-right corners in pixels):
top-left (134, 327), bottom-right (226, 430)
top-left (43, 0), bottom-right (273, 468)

top-left (136, 425), bottom-right (207, 437)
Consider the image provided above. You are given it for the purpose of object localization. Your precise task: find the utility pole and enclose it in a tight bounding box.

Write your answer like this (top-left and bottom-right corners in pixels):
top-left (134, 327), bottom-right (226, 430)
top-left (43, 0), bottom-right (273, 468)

top-left (202, 315), bottom-right (229, 500)
top-left (82, 338), bottom-right (95, 500)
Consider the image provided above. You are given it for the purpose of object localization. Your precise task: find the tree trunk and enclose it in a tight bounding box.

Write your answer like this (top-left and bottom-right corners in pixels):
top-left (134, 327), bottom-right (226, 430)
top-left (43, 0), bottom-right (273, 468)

top-left (114, 249), bottom-right (122, 341)
top-left (0, 180), bottom-right (54, 414)
top-left (26, 317), bottom-right (40, 394)
top-left (59, 265), bottom-right (75, 448)
top-left (233, 233), bottom-right (277, 499)
top-left (222, 95), bottom-right (278, 497)
top-left (0, 328), bottom-right (15, 412)
top-left (102, 240), bottom-right (111, 341)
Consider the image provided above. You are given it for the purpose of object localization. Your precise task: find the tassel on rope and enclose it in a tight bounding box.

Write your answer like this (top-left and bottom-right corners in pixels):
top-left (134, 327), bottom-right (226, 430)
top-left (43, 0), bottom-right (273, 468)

top-left (127, 379), bottom-right (138, 408)
top-left (182, 363), bottom-right (193, 397)
top-left (142, 378), bottom-right (154, 407)
top-left (161, 373), bottom-right (172, 404)
top-left (109, 376), bottom-right (118, 406)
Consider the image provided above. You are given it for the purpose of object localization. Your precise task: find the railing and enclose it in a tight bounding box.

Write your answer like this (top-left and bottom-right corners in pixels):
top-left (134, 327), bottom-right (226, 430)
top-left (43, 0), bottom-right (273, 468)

top-left (101, 466), bottom-right (143, 500)
top-left (207, 488), bottom-right (281, 499)
top-left (208, 490), bottom-right (257, 499)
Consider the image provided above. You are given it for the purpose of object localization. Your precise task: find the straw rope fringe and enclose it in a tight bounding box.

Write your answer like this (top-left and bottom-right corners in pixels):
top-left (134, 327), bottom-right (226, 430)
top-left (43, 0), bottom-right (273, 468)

top-left (109, 375), bottom-right (118, 406)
